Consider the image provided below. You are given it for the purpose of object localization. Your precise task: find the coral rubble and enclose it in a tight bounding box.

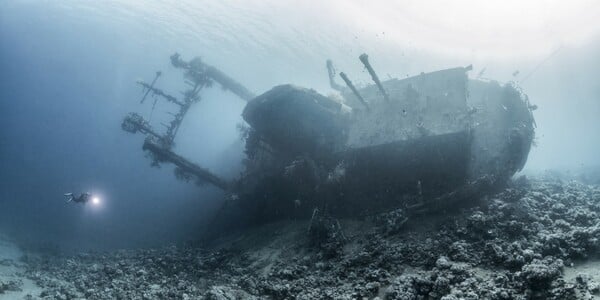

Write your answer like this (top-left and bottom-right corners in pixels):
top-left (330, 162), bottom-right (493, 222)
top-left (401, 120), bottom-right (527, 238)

top-left (23, 176), bottom-right (600, 299)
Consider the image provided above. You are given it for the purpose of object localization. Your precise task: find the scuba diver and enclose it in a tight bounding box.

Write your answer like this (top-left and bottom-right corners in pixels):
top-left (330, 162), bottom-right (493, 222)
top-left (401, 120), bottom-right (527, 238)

top-left (64, 192), bottom-right (92, 204)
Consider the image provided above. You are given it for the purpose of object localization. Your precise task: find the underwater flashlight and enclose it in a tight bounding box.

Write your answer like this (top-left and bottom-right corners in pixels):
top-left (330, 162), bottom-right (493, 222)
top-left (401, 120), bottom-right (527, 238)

top-left (92, 197), bottom-right (100, 205)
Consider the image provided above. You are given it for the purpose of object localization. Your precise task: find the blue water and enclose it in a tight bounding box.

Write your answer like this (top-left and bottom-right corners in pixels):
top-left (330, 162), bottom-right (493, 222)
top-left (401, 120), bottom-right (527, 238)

top-left (1, 1), bottom-right (599, 250)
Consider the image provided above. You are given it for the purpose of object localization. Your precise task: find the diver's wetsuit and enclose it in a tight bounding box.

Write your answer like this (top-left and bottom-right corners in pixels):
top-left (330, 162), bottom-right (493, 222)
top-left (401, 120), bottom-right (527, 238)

top-left (65, 193), bottom-right (91, 204)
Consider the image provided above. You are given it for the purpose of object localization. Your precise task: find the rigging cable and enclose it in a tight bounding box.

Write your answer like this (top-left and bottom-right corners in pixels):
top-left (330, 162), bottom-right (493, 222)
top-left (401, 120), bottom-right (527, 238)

top-left (519, 46), bottom-right (563, 84)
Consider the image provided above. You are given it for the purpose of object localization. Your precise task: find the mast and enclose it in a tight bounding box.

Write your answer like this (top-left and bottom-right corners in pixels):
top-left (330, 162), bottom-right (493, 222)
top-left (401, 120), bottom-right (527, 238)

top-left (122, 53), bottom-right (255, 190)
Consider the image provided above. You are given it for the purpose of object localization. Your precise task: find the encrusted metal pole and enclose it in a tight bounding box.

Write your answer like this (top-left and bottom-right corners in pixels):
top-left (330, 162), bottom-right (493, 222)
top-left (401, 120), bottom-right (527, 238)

top-left (121, 113), bottom-right (162, 139)
top-left (339, 72), bottom-right (370, 110)
top-left (359, 53), bottom-right (389, 102)
top-left (136, 81), bottom-right (184, 106)
top-left (326, 59), bottom-right (343, 92)
top-left (140, 71), bottom-right (162, 104)
top-left (143, 139), bottom-right (231, 191)
top-left (170, 53), bottom-right (256, 101)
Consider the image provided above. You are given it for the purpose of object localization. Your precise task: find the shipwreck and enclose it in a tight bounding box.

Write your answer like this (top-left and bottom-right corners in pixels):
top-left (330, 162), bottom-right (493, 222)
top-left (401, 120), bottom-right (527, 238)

top-left (122, 53), bottom-right (536, 224)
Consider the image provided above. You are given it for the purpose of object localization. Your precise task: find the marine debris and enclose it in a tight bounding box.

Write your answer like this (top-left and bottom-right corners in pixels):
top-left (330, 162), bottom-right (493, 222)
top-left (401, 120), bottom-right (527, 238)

top-left (121, 52), bottom-right (536, 227)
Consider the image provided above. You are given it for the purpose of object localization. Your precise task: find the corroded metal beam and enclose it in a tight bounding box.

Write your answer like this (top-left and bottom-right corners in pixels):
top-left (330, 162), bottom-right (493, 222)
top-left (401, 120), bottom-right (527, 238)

top-left (326, 59), bottom-right (344, 92)
top-left (143, 139), bottom-right (231, 191)
top-left (170, 53), bottom-right (256, 101)
top-left (140, 71), bottom-right (162, 104)
top-left (339, 72), bottom-right (370, 110)
top-left (359, 53), bottom-right (389, 102)
top-left (121, 113), bottom-right (162, 139)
